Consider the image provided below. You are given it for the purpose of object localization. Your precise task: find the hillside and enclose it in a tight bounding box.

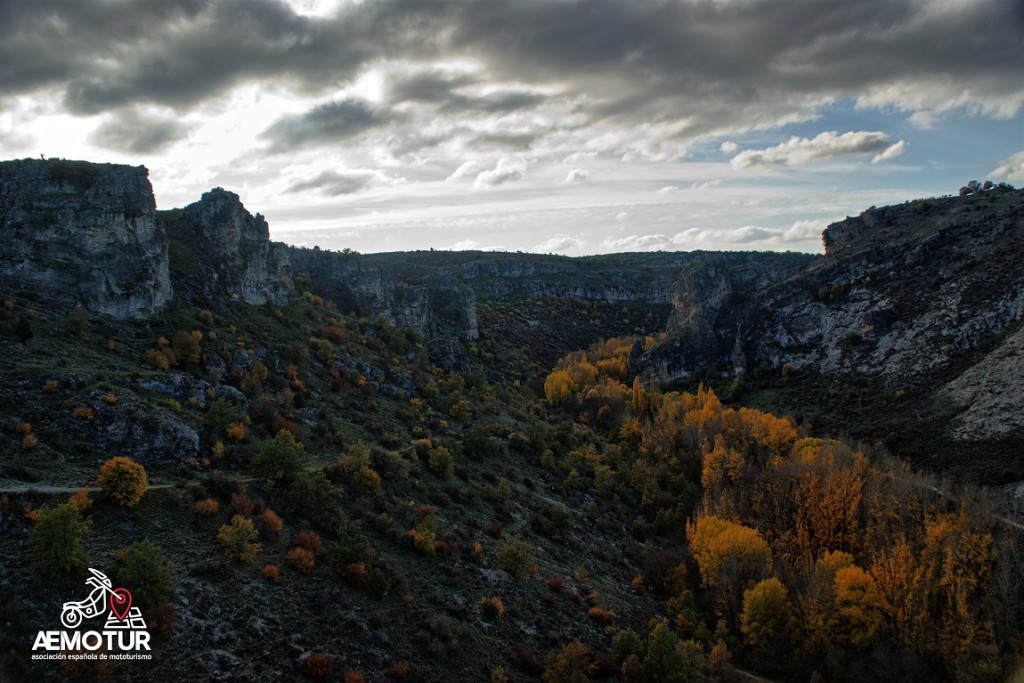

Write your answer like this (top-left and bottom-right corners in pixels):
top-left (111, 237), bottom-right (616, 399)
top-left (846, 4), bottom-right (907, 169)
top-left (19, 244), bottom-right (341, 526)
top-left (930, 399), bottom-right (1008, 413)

top-left (0, 158), bottom-right (1022, 683)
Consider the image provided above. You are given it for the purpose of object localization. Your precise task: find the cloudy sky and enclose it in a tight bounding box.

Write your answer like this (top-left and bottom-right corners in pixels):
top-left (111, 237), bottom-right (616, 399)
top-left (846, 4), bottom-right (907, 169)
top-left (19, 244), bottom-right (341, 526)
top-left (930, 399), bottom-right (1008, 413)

top-left (1, 0), bottom-right (1022, 255)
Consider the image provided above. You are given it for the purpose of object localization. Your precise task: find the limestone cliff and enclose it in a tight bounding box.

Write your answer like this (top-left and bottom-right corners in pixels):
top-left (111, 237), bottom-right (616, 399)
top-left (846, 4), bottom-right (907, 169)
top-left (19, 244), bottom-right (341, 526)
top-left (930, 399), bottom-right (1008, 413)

top-left (287, 247), bottom-right (480, 340)
top-left (0, 158), bottom-right (171, 318)
top-left (163, 188), bottom-right (292, 306)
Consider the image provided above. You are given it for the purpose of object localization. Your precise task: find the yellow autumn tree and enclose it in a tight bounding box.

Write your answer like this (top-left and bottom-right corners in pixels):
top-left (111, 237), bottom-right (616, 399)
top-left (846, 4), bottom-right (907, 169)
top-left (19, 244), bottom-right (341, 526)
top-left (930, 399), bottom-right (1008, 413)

top-left (834, 565), bottom-right (885, 648)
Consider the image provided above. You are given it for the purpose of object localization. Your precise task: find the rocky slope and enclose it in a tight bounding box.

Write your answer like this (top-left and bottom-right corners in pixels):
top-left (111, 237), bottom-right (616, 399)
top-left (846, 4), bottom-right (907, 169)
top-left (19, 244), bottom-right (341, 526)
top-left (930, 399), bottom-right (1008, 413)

top-left (2, 157), bottom-right (1022, 477)
top-left (0, 159), bottom-right (171, 318)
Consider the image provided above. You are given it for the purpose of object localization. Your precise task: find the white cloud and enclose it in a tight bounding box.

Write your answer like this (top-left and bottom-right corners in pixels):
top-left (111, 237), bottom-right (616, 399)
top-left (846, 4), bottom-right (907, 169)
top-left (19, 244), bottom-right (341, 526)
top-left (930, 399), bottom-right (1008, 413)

top-left (473, 157), bottom-right (527, 189)
top-left (783, 219), bottom-right (825, 241)
top-left (656, 185), bottom-right (680, 194)
top-left (720, 141), bottom-right (739, 153)
top-left (691, 178), bottom-right (722, 190)
top-left (615, 211), bottom-right (629, 222)
top-left (872, 139), bottom-right (907, 164)
top-left (532, 235), bottom-right (583, 253)
top-left (452, 239), bottom-right (479, 250)
top-left (732, 226), bottom-right (778, 243)
top-left (991, 150), bottom-right (1024, 182)
top-left (448, 160), bottom-right (481, 180)
top-left (908, 110), bottom-right (938, 130)
top-left (731, 131), bottom-right (894, 169)
top-left (601, 234), bottom-right (672, 251)
top-left (563, 168), bottom-right (589, 183)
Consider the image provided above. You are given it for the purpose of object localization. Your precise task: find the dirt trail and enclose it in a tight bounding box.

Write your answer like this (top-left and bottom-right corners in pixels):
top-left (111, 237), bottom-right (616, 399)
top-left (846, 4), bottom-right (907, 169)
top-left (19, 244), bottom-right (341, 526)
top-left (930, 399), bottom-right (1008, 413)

top-left (0, 481), bottom-right (180, 494)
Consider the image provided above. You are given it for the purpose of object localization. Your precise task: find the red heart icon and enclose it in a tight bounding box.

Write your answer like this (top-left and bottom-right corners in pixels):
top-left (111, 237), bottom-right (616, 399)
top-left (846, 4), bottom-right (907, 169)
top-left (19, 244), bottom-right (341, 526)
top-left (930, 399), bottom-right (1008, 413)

top-left (109, 588), bottom-right (132, 621)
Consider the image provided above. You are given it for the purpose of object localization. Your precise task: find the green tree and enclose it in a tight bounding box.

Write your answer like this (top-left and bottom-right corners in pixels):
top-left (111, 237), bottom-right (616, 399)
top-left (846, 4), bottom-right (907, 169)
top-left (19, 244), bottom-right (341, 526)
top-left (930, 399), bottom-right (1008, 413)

top-left (543, 641), bottom-right (594, 683)
top-left (116, 538), bottom-right (174, 609)
top-left (642, 622), bottom-right (706, 683)
top-left (217, 515), bottom-right (261, 563)
top-left (28, 503), bottom-right (91, 575)
top-left (496, 534), bottom-right (535, 578)
top-left (251, 430), bottom-right (306, 491)
top-left (427, 446), bottom-right (455, 479)
top-left (740, 578), bottom-right (799, 668)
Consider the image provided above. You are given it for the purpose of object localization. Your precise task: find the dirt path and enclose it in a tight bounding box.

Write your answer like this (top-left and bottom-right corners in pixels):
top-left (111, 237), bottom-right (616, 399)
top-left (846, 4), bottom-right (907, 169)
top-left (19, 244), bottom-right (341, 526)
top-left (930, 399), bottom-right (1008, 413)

top-left (0, 481), bottom-right (182, 494)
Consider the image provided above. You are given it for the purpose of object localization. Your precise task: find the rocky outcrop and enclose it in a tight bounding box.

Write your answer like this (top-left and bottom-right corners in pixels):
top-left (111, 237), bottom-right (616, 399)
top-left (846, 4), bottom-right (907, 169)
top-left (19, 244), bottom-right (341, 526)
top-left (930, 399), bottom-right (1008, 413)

top-left (0, 158), bottom-right (171, 318)
top-left (748, 189), bottom-right (1024, 386)
top-left (943, 323), bottom-right (1024, 442)
top-left (288, 247), bottom-right (480, 340)
top-left (167, 188), bottom-right (292, 305)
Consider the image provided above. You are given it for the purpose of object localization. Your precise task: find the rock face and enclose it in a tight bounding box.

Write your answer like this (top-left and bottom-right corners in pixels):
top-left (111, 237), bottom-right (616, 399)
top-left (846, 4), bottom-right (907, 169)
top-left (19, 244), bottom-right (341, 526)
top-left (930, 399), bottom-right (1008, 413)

top-left (746, 189), bottom-right (1024, 386)
top-left (288, 247), bottom-right (480, 339)
top-left (168, 188), bottom-right (292, 305)
top-left (0, 158), bottom-right (171, 318)
top-left (630, 187), bottom-right (1024, 465)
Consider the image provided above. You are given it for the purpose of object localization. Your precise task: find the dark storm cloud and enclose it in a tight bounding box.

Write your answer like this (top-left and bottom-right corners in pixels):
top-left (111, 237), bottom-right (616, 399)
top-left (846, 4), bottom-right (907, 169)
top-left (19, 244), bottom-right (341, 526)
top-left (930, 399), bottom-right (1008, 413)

top-left (387, 69), bottom-right (478, 104)
top-left (472, 133), bottom-right (539, 150)
top-left (0, 0), bottom-right (369, 113)
top-left (1, 0), bottom-right (1020, 135)
top-left (89, 109), bottom-right (189, 153)
top-left (261, 98), bottom-right (393, 152)
top-left (386, 69), bottom-right (547, 113)
top-left (286, 170), bottom-right (375, 195)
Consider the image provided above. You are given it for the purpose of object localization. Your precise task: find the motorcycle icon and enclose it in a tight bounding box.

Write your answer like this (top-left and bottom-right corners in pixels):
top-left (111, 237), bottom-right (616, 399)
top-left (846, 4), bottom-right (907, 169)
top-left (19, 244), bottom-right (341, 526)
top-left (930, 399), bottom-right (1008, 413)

top-left (61, 568), bottom-right (115, 629)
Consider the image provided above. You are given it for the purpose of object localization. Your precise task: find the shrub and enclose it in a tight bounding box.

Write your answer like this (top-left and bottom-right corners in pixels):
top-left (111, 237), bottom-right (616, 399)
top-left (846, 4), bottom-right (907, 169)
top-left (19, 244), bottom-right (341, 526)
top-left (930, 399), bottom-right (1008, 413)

top-left (28, 503), bottom-right (91, 575)
top-left (548, 577), bottom-right (565, 592)
top-left (387, 662), bottom-right (410, 679)
top-left (496, 535), bottom-right (535, 578)
top-left (343, 672), bottom-right (365, 683)
top-left (342, 562), bottom-right (367, 586)
top-left (230, 492), bottom-right (257, 516)
top-left (550, 505), bottom-right (574, 532)
top-left (479, 596), bottom-right (506, 619)
top-left (287, 547), bottom-right (316, 574)
top-left (427, 446), bottom-right (455, 479)
top-left (69, 489), bottom-right (93, 512)
top-left (257, 509), bottom-right (284, 538)
top-left (303, 653), bottom-right (335, 679)
top-left (408, 520), bottom-right (437, 554)
top-left (217, 515), bottom-right (261, 563)
top-left (21, 433), bottom-right (38, 450)
top-left (587, 606), bottom-right (615, 622)
top-left (336, 442), bottom-right (381, 494)
top-left (116, 538), bottom-right (174, 609)
top-left (225, 421), bottom-right (247, 442)
top-left (14, 316), bottom-right (32, 344)
top-left (262, 563), bottom-right (281, 582)
top-left (42, 379), bottom-right (58, 393)
top-left (294, 530), bottom-right (321, 554)
top-left (194, 498), bottom-right (220, 517)
top-left (96, 457), bottom-right (148, 508)
top-left (172, 330), bottom-right (203, 366)
top-left (72, 406), bottom-right (95, 421)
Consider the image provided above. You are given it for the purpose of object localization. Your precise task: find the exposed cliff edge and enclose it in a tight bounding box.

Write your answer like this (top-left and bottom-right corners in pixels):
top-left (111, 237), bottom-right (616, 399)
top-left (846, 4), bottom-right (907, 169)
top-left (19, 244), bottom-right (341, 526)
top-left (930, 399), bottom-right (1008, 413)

top-left (286, 247), bottom-right (480, 341)
top-left (0, 159), bottom-right (171, 318)
top-left (161, 188), bottom-right (293, 306)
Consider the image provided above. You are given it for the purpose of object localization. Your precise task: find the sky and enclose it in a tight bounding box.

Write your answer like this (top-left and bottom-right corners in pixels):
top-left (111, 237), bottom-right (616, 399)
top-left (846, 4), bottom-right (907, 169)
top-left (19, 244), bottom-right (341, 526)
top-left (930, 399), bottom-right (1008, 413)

top-left (1, 0), bottom-right (1022, 255)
